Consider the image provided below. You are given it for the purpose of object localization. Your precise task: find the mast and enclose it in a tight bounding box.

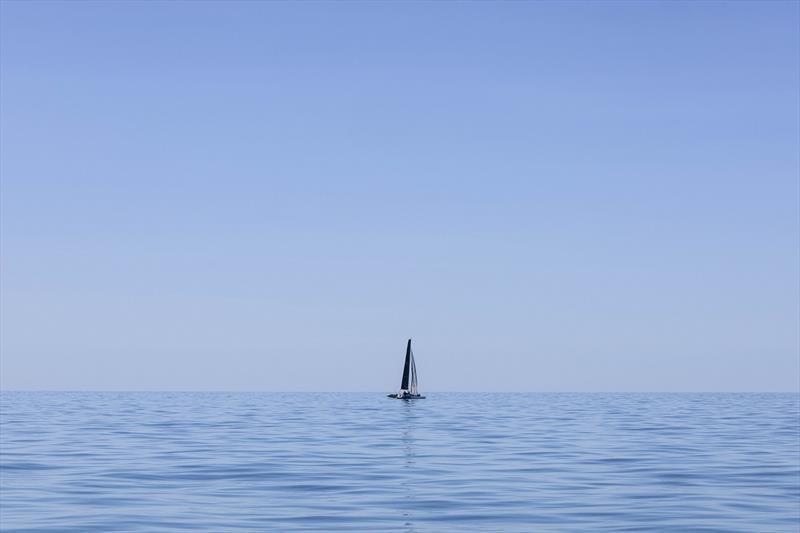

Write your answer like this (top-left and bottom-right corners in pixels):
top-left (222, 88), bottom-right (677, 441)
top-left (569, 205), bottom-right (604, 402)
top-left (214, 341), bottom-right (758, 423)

top-left (400, 338), bottom-right (412, 390)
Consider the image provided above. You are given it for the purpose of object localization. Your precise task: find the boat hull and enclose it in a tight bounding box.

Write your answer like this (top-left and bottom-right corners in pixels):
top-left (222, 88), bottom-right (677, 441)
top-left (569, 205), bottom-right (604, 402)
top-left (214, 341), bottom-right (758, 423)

top-left (387, 394), bottom-right (425, 399)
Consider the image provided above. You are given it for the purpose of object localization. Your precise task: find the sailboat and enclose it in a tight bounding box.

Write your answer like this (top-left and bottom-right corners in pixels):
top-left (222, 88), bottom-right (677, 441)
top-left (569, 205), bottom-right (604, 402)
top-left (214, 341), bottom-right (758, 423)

top-left (387, 339), bottom-right (425, 399)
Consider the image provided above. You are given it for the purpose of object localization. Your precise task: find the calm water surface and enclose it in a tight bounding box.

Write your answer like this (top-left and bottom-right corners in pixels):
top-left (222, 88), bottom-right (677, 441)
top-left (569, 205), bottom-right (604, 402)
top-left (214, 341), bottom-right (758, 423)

top-left (1, 392), bottom-right (798, 532)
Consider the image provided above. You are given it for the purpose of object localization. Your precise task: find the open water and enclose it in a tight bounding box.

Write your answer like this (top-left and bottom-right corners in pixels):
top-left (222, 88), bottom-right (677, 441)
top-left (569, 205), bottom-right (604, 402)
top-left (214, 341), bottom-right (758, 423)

top-left (1, 392), bottom-right (798, 532)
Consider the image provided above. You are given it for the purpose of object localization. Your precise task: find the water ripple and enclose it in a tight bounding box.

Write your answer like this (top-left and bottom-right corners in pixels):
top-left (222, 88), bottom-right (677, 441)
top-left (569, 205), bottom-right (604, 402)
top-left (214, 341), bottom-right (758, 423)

top-left (1, 392), bottom-right (798, 532)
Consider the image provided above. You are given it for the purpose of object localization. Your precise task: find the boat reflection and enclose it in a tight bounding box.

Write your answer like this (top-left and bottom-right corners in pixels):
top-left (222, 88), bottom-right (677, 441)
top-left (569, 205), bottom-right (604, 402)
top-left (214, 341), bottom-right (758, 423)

top-left (400, 399), bottom-right (419, 532)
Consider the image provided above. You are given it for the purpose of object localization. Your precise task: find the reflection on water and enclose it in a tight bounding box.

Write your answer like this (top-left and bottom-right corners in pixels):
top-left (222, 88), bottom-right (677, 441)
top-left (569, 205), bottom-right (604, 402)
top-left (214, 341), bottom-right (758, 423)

top-left (1, 392), bottom-right (798, 532)
top-left (400, 399), bottom-right (419, 533)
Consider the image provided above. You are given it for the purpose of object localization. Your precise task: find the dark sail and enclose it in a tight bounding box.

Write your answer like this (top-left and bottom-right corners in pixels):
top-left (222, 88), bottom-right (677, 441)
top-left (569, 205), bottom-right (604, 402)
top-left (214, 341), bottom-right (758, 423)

top-left (400, 339), bottom-right (412, 390)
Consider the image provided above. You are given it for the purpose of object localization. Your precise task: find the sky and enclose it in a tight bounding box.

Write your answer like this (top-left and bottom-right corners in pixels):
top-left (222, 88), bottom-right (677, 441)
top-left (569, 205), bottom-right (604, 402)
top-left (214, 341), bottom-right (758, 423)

top-left (1, 1), bottom-right (798, 392)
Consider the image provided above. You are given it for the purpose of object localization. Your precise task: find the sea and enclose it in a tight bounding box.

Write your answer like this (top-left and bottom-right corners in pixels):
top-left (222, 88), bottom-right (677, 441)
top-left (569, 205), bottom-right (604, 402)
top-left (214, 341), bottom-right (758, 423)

top-left (0, 392), bottom-right (798, 532)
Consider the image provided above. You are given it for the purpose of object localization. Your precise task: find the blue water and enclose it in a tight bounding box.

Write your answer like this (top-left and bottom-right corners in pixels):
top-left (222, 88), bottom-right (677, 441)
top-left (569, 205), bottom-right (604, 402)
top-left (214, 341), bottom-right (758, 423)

top-left (1, 392), bottom-right (798, 532)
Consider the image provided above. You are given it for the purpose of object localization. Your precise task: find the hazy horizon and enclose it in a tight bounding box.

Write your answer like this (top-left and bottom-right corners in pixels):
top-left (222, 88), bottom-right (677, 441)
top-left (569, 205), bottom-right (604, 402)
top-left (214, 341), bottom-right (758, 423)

top-left (2, 390), bottom-right (799, 394)
top-left (1, 1), bottom-right (798, 392)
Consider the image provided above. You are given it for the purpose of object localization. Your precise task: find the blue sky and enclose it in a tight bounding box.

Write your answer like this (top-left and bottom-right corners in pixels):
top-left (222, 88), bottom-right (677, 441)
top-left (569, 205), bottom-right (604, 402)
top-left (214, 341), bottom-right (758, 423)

top-left (1, 1), bottom-right (798, 391)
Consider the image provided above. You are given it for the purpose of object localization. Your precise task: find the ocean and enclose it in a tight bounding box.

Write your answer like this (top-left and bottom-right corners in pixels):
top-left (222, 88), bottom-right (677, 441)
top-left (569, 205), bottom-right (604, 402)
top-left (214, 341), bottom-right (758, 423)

top-left (1, 392), bottom-right (798, 532)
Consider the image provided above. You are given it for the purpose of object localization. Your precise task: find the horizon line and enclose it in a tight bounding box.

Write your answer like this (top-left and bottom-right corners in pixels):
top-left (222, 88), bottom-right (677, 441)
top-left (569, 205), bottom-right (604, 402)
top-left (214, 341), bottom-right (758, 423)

top-left (1, 389), bottom-right (798, 394)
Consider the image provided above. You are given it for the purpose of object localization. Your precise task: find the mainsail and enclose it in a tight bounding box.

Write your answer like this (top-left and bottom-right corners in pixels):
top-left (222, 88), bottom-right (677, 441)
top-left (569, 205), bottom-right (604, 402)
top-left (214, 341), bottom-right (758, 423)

top-left (400, 339), bottom-right (418, 394)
